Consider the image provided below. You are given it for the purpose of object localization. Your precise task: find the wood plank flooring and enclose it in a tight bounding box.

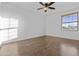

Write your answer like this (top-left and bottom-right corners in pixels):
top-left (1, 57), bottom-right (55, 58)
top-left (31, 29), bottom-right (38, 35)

top-left (0, 36), bottom-right (79, 56)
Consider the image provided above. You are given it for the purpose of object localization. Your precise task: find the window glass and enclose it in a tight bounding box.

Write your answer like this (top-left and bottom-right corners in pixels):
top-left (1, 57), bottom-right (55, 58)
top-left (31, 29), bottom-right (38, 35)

top-left (10, 18), bottom-right (18, 28)
top-left (62, 12), bottom-right (78, 31)
top-left (9, 29), bottom-right (17, 40)
top-left (0, 18), bottom-right (9, 29)
top-left (0, 30), bottom-right (8, 42)
top-left (0, 16), bottom-right (18, 44)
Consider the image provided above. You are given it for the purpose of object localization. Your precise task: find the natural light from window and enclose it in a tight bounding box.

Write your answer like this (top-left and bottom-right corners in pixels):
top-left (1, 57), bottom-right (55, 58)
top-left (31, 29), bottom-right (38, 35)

top-left (62, 12), bottom-right (78, 31)
top-left (0, 16), bottom-right (18, 45)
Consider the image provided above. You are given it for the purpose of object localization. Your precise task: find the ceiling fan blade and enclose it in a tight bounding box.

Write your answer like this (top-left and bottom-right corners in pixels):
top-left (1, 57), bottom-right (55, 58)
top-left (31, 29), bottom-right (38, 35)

top-left (37, 7), bottom-right (43, 10)
top-left (39, 2), bottom-right (44, 6)
top-left (48, 2), bottom-right (55, 6)
top-left (48, 7), bottom-right (55, 9)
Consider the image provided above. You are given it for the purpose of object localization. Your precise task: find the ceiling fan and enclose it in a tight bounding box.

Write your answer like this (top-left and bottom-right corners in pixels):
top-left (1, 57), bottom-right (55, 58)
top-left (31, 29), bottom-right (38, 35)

top-left (37, 2), bottom-right (55, 12)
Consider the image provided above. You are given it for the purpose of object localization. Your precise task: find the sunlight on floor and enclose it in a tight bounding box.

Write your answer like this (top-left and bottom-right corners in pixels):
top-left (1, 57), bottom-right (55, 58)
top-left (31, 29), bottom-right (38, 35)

top-left (60, 43), bottom-right (78, 56)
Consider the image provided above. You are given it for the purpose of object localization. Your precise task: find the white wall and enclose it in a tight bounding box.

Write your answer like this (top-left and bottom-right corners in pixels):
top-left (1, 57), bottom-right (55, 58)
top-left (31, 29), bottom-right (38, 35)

top-left (46, 8), bottom-right (79, 40)
top-left (0, 2), bottom-right (79, 44)
top-left (18, 11), bottom-right (45, 40)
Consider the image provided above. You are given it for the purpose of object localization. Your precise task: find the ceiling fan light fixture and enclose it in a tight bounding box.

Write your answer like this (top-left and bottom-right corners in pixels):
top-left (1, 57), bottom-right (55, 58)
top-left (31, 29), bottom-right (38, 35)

top-left (38, 2), bottom-right (55, 12)
top-left (44, 10), bottom-right (47, 12)
top-left (43, 7), bottom-right (48, 12)
top-left (44, 7), bottom-right (48, 10)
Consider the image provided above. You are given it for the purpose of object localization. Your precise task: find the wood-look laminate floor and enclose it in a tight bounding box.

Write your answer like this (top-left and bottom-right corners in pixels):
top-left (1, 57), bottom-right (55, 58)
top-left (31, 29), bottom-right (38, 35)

top-left (0, 36), bottom-right (79, 56)
top-left (45, 36), bottom-right (79, 56)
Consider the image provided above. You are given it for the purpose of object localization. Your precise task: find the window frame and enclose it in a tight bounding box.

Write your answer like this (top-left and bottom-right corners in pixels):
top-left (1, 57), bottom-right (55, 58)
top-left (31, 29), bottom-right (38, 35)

top-left (61, 12), bottom-right (78, 31)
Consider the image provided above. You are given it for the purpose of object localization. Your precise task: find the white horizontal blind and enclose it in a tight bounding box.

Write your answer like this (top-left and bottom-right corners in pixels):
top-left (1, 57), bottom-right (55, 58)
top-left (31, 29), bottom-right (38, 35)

top-left (0, 16), bottom-right (18, 45)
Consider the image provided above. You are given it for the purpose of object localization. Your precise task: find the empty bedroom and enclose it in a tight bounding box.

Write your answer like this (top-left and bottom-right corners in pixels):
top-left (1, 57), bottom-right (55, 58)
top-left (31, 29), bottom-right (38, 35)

top-left (0, 2), bottom-right (79, 56)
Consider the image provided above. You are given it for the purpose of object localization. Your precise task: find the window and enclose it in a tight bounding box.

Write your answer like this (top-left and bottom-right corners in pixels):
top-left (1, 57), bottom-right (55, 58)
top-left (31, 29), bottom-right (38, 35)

top-left (0, 16), bottom-right (18, 45)
top-left (61, 12), bottom-right (78, 31)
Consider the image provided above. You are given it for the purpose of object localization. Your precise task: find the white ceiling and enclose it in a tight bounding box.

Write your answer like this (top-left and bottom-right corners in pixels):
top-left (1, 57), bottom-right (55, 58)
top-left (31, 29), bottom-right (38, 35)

top-left (0, 2), bottom-right (79, 14)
